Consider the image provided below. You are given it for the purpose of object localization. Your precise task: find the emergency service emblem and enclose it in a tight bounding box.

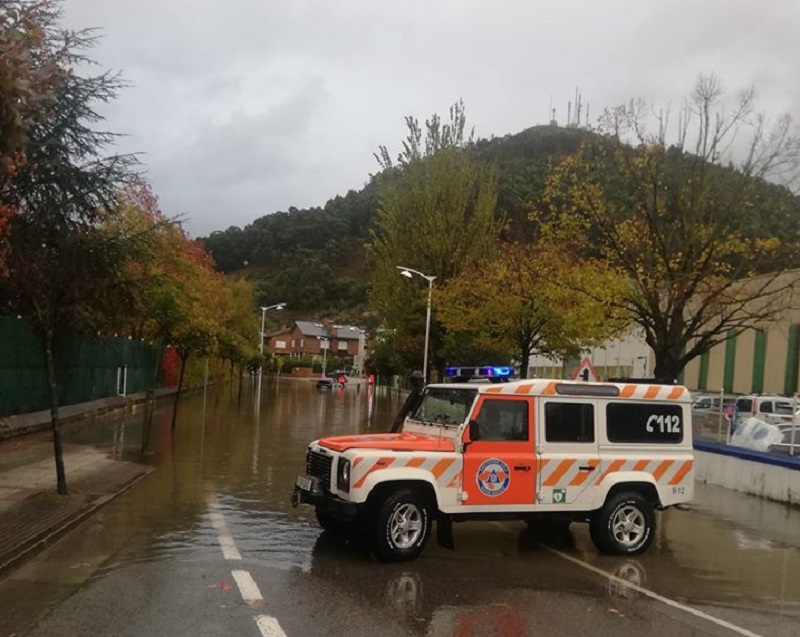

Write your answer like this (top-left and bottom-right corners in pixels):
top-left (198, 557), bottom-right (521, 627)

top-left (476, 458), bottom-right (510, 496)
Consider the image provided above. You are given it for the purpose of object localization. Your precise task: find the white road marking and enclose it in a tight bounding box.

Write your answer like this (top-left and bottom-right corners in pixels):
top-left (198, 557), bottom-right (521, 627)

top-left (209, 511), bottom-right (229, 533)
top-left (543, 546), bottom-right (764, 637)
top-left (232, 569), bottom-right (263, 605)
top-left (217, 533), bottom-right (242, 560)
top-left (255, 615), bottom-right (287, 637)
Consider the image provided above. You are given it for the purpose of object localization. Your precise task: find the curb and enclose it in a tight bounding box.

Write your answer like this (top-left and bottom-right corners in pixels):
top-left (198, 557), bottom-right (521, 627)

top-left (0, 464), bottom-right (154, 577)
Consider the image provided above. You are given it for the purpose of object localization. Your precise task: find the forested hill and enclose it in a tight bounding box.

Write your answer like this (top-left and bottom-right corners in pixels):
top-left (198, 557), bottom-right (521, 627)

top-left (198, 124), bottom-right (589, 318)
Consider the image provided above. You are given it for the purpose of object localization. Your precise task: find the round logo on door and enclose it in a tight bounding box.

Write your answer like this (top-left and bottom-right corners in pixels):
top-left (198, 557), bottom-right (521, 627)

top-left (476, 458), bottom-right (511, 497)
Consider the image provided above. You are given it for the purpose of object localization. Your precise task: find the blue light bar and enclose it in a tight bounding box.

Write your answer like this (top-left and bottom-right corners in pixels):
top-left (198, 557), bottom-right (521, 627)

top-left (445, 366), bottom-right (513, 381)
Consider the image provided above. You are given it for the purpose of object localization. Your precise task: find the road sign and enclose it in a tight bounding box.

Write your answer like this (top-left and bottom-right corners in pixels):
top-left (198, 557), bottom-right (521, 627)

top-left (570, 357), bottom-right (600, 382)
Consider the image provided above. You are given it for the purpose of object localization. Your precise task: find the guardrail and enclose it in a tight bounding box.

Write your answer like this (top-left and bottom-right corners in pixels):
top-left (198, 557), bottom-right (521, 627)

top-left (693, 409), bottom-right (799, 457)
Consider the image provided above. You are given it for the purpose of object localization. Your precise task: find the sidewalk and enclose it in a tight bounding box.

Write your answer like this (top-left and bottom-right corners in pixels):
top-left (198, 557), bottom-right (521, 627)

top-left (0, 427), bottom-right (154, 575)
top-left (0, 387), bottom-right (176, 440)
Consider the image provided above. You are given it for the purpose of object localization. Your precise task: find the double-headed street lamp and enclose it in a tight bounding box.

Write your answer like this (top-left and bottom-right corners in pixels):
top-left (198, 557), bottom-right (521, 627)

top-left (259, 302), bottom-right (286, 357)
top-left (397, 266), bottom-right (436, 384)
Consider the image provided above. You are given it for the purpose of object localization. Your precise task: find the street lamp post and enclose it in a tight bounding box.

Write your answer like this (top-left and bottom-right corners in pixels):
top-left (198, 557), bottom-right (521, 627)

top-left (397, 266), bottom-right (436, 384)
top-left (259, 303), bottom-right (286, 372)
top-left (317, 336), bottom-right (329, 377)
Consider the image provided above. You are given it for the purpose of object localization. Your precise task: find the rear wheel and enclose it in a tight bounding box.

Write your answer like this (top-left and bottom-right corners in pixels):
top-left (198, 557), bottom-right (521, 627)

top-left (372, 488), bottom-right (431, 562)
top-left (590, 491), bottom-right (655, 555)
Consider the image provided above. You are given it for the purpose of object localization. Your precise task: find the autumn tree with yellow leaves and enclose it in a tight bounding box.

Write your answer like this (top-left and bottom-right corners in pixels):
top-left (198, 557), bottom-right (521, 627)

top-left (539, 75), bottom-right (800, 381)
top-left (437, 242), bottom-right (627, 378)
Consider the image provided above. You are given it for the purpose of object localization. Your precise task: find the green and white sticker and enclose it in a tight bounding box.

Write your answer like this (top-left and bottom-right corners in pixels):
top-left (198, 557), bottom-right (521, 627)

top-left (552, 488), bottom-right (567, 504)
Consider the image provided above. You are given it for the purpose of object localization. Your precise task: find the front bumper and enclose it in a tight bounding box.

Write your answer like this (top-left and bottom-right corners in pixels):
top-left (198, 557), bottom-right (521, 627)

top-left (290, 474), bottom-right (360, 518)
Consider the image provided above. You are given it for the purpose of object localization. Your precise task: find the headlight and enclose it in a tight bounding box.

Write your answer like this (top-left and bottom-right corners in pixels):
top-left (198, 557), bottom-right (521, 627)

top-left (337, 458), bottom-right (351, 492)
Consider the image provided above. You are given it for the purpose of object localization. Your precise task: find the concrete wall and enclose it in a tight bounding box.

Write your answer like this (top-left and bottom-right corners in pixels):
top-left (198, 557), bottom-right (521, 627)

top-left (695, 447), bottom-right (800, 505)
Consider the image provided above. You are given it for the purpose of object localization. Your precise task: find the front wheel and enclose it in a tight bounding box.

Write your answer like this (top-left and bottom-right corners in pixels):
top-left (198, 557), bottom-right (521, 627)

top-left (590, 491), bottom-right (655, 555)
top-left (372, 488), bottom-right (431, 562)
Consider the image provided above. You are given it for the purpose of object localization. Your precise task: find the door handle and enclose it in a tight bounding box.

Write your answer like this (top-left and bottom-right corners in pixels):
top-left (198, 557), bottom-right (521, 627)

top-left (579, 465), bottom-right (597, 472)
top-left (514, 465), bottom-right (531, 471)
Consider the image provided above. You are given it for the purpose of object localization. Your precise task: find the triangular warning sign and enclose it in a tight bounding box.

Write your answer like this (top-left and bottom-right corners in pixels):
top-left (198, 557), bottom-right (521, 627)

top-left (570, 357), bottom-right (600, 382)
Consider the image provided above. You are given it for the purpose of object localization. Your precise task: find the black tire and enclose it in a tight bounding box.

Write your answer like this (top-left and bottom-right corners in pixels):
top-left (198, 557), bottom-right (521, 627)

top-left (590, 491), bottom-right (655, 555)
top-left (372, 488), bottom-right (431, 562)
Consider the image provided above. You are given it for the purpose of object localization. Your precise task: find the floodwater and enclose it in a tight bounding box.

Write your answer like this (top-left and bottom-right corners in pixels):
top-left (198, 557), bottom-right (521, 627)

top-left (2, 377), bottom-right (800, 636)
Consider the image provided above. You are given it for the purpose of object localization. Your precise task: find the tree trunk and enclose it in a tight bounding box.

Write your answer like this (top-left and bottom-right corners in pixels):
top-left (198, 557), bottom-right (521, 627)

top-left (141, 342), bottom-right (163, 453)
top-left (171, 351), bottom-right (189, 431)
top-left (43, 330), bottom-right (67, 495)
top-left (652, 346), bottom-right (683, 383)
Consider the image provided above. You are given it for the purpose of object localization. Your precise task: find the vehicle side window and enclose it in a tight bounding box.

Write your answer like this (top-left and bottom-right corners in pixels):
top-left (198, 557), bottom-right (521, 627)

top-left (545, 402), bottom-right (595, 443)
top-left (475, 399), bottom-right (529, 441)
top-left (606, 402), bottom-right (683, 443)
top-left (737, 398), bottom-right (753, 413)
top-left (761, 401), bottom-right (773, 413)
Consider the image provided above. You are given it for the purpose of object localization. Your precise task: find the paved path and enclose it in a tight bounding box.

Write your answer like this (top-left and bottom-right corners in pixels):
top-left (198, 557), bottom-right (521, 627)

top-left (0, 436), bottom-right (152, 573)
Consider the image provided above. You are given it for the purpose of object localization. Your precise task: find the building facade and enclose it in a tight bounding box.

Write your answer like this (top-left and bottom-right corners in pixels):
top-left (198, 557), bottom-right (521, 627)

top-left (266, 320), bottom-right (367, 371)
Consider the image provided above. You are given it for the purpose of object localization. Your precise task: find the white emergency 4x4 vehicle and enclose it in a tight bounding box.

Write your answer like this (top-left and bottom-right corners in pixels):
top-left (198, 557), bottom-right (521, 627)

top-left (291, 375), bottom-right (694, 562)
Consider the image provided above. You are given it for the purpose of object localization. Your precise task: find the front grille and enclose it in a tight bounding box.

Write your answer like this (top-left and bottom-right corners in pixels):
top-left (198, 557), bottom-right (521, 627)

top-left (308, 450), bottom-right (333, 488)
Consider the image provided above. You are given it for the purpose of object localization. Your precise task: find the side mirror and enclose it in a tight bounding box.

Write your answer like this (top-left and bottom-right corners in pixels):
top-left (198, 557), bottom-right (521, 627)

top-left (468, 419), bottom-right (481, 442)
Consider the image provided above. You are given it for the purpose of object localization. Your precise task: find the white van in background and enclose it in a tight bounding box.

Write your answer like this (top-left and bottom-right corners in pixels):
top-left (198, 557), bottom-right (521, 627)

top-left (734, 395), bottom-right (796, 426)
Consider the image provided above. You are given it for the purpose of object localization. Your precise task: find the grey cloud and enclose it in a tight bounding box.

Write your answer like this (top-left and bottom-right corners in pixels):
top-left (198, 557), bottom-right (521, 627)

top-left (61, 0), bottom-right (800, 237)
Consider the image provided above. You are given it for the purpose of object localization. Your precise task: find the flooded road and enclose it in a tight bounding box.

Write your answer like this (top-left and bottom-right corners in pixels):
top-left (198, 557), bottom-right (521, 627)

top-left (1, 378), bottom-right (799, 636)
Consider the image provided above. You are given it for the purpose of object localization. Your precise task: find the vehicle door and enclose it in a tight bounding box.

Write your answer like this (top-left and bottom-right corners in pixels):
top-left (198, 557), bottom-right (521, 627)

top-left (536, 398), bottom-right (599, 506)
top-left (461, 395), bottom-right (536, 506)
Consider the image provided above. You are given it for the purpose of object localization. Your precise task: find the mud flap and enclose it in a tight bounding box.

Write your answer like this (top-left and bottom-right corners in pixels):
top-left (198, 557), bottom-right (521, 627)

top-left (437, 515), bottom-right (454, 550)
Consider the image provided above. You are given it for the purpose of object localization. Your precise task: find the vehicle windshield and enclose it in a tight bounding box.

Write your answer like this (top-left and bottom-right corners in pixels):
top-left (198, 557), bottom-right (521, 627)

top-left (410, 388), bottom-right (478, 426)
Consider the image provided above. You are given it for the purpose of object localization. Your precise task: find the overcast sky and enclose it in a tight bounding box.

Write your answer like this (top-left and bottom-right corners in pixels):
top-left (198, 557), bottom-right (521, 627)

top-left (61, 0), bottom-right (800, 238)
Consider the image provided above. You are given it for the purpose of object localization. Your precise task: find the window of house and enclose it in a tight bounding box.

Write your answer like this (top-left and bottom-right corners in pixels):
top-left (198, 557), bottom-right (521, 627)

top-left (606, 402), bottom-right (683, 443)
top-left (275, 340), bottom-right (286, 349)
top-left (474, 399), bottom-right (529, 441)
top-left (545, 402), bottom-right (595, 443)
top-left (338, 341), bottom-right (348, 351)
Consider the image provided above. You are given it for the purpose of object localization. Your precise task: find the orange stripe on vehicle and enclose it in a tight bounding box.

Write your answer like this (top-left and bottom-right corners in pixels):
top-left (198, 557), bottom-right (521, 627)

top-left (668, 460), bottom-right (693, 485)
top-left (432, 458), bottom-right (455, 479)
top-left (569, 459), bottom-right (599, 486)
top-left (620, 385), bottom-right (636, 398)
top-left (594, 459), bottom-right (625, 485)
top-left (633, 459), bottom-right (650, 472)
top-left (538, 459), bottom-right (550, 471)
top-left (447, 472), bottom-right (462, 488)
top-left (514, 383), bottom-right (533, 394)
top-left (667, 386), bottom-right (684, 400)
top-left (405, 457), bottom-right (426, 468)
top-left (353, 457), bottom-right (363, 468)
top-left (353, 457), bottom-right (395, 489)
top-left (543, 459), bottom-right (575, 486)
top-left (543, 382), bottom-right (557, 395)
top-left (652, 459), bottom-right (674, 482)
top-left (486, 386), bottom-right (503, 394)
top-left (644, 385), bottom-right (661, 399)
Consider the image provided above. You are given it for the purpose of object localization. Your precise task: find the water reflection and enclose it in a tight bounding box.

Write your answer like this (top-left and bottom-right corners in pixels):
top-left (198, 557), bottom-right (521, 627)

top-left (10, 378), bottom-right (800, 633)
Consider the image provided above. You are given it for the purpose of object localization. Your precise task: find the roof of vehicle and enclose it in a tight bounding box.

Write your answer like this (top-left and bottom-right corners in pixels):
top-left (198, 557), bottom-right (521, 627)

top-left (427, 378), bottom-right (691, 402)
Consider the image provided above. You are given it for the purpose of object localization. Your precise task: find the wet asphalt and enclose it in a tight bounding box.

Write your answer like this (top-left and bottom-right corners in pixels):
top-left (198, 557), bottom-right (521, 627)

top-left (1, 377), bottom-right (799, 637)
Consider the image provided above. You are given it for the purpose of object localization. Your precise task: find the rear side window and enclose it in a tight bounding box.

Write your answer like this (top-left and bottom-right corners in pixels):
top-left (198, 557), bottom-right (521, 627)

top-left (736, 398), bottom-right (753, 413)
top-left (545, 402), bottom-right (595, 443)
top-left (606, 402), bottom-right (684, 443)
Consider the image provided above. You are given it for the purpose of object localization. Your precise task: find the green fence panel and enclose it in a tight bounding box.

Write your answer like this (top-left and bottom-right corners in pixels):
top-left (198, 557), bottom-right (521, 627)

top-left (0, 316), bottom-right (164, 417)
